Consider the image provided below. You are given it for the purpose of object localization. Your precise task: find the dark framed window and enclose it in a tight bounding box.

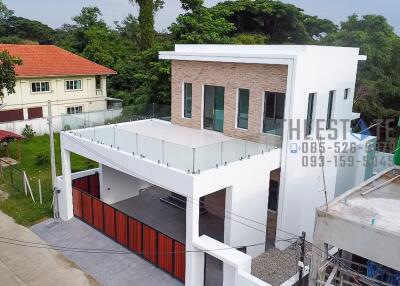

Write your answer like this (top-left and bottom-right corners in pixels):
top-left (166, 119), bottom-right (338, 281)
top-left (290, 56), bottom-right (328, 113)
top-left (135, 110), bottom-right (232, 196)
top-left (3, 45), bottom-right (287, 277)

top-left (95, 76), bottom-right (101, 90)
top-left (31, 81), bottom-right (50, 93)
top-left (183, 83), bottom-right (192, 118)
top-left (263, 91), bottom-right (285, 136)
top-left (344, 88), bottom-right (350, 100)
top-left (65, 80), bottom-right (82, 91)
top-left (237, 89), bottom-right (249, 129)
top-left (326, 90), bottom-right (335, 129)
top-left (67, 106), bottom-right (83, 114)
top-left (306, 93), bottom-right (316, 136)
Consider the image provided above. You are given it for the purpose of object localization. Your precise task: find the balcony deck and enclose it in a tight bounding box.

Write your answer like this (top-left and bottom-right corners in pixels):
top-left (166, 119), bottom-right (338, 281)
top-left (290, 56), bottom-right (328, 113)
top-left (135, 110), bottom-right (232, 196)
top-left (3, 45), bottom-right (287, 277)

top-left (69, 119), bottom-right (279, 174)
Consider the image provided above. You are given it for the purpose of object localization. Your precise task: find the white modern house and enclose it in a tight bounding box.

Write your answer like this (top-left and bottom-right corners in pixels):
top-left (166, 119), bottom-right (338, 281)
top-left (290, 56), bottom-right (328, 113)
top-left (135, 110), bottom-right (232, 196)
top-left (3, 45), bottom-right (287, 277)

top-left (56, 45), bottom-right (375, 286)
top-left (0, 44), bottom-right (119, 133)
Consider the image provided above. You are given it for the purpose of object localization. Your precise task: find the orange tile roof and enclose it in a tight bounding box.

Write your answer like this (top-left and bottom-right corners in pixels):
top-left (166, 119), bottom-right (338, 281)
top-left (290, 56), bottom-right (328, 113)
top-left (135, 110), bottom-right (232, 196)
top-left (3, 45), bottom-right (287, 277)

top-left (0, 44), bottom-right (117, 77)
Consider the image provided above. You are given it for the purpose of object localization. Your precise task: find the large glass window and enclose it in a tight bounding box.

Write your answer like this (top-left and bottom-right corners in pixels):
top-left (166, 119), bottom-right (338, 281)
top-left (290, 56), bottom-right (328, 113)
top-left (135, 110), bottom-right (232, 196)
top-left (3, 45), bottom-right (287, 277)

top-left (31, 81), bottom-right (50, 93)
top-left (183, 83), bottom-right (192, 118)
top-left (326, 90), bottom-right (335, 129)
top-left (306, 93), bottom-right (316, 136)
top-left (65, 80), bottom-right (82, 91)
top-left (263, 92), bottom-right (285, 136)
top-left (237, 89), bottom-right (249, 129)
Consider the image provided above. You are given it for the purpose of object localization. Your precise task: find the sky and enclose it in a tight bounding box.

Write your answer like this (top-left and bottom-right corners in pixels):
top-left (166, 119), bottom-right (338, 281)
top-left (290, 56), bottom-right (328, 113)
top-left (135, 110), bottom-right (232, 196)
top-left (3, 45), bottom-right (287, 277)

top-left (3, 0), bottom-right (400, 34)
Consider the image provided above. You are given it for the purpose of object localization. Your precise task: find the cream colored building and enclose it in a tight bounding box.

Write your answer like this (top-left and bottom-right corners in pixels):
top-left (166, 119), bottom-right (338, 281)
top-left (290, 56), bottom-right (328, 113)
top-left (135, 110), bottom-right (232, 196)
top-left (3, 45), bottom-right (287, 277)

top-left (0, 44), bottom-right (117, 122)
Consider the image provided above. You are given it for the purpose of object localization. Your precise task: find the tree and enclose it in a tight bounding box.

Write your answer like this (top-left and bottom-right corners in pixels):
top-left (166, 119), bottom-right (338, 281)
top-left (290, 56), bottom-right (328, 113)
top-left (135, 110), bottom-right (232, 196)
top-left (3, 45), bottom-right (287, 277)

top-left (0, 50), bottom-right (22, 99)
top-left (170, 0), bottom-right (235, 43)
top-left (324, 15), bottom-right (400, 124)
top-left (128, 0), bottom-right (164, 50)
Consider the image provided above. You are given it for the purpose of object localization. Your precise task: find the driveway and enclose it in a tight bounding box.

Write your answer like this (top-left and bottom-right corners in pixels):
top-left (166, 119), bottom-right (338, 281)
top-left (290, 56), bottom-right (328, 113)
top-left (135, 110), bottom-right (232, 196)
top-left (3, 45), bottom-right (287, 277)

top-left (31, 217), bottom-right (181, 286)
top-left (0, 209), bottom-right (98, 286)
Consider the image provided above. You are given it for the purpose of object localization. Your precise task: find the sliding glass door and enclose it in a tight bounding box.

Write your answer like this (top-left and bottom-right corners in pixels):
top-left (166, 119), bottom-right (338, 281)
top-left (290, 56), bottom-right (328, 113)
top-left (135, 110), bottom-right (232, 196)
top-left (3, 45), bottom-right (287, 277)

top-left (204, 85), bottom-right (225, 132)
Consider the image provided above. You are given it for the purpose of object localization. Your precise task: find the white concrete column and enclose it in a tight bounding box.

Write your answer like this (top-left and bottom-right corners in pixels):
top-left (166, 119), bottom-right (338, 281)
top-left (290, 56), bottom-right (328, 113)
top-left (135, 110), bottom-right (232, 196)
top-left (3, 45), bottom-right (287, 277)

top-left (58, 146), bottom-right (73, 221)
top-left (185, 195), bottom-right (204, 286)
top-left (308, 213), bottom-right (326, 286)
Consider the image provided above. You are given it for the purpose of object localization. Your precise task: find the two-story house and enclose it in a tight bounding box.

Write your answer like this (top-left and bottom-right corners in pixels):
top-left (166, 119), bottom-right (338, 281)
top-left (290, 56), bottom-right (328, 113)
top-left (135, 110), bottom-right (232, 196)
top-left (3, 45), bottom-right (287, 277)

top-left (0, 44), bottom-right (117, 124)
top-left (55, 45), bottom-right (376, 286)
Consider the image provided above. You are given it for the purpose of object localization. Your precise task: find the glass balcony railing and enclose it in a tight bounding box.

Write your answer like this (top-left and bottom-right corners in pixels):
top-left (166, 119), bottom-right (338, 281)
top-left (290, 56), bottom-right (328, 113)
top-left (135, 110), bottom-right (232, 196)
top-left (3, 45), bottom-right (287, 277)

top-left (69, 124), bottom-right (281, 174)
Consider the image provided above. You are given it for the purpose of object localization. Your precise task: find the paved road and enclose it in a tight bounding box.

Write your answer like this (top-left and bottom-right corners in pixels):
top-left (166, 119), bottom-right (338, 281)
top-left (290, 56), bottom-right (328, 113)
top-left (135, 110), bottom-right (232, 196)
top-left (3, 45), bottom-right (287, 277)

top-left (0, 208), bottom-right (98, 286)
top-left (31, 218), bottom-right (182, 286)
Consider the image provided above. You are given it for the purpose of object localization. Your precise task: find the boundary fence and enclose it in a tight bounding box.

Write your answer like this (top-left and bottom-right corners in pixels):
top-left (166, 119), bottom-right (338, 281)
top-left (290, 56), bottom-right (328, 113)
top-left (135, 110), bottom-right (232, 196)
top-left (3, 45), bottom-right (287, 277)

top-left (72, 186), bottom-right (186, 283)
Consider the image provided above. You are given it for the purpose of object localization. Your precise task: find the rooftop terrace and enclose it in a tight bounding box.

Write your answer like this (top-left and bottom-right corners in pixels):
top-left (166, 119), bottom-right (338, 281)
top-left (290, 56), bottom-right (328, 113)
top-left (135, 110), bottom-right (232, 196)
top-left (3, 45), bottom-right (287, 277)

top-left (68, 119), bottom-right (279, 174)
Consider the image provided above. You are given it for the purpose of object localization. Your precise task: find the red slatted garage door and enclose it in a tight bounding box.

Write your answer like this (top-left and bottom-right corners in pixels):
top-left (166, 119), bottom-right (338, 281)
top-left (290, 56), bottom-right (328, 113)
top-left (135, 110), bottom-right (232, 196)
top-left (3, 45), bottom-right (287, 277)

top-left (128, 218), bottom-right (142, 253)
top-left (104, 205), bottom-right (116, 239)
top-left (157, 233), bottom-right (173, 274)
top-left (92, 199), bottom-right (104, 231)
top-left (143, 225), bottom-right (157, 264)
top-left (174, 242), bottom-right (186, 282)
top-left (116, 211), bottom-right (128, 247)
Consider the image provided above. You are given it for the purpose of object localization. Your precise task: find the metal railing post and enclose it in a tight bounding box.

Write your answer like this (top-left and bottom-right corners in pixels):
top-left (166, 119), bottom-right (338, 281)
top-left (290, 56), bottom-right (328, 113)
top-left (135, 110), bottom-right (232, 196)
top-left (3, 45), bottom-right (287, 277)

top-left (192, 148), bottom-right (196, 174)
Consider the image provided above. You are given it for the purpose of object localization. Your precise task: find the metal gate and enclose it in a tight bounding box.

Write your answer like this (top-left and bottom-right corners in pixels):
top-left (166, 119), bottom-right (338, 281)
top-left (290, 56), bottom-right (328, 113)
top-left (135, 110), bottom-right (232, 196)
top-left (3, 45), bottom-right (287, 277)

top-left (72, 186), bottom-right (185, 283)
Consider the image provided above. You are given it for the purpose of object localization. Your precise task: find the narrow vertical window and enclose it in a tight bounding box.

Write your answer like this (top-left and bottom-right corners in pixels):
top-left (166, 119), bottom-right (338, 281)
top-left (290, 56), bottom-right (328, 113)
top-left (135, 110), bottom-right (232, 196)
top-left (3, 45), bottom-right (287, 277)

top-left (326, 90), bottom-right (335, 129)
top-left (237, 89), bottom-right (249, 129)
top-left (183, 83), bottom-right (192, 118)
top-left (306, 93), bottom-right (316, 136)
top-left (96, 76), bottom-right (101, 90)
top-left (263, 92), bottom-right (285, 136)
top-left (344, 88), bottom-right (350, 100)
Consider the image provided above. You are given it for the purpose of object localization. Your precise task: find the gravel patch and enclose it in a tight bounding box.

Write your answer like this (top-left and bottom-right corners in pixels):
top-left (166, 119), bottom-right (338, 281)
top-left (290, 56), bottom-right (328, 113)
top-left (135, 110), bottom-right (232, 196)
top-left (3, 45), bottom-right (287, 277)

top-left (251, 242), bottom-right (312, 286)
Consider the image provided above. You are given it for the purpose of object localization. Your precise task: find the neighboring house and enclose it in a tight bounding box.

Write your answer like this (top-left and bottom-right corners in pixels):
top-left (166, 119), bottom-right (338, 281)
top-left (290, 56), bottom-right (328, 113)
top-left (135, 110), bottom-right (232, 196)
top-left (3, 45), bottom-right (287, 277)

top-left (309, 166), bottom-right (400, 286)
top-left (0, 44), bottom-right (117, 124)
top-left (56, 45), bottom-right (375, 286)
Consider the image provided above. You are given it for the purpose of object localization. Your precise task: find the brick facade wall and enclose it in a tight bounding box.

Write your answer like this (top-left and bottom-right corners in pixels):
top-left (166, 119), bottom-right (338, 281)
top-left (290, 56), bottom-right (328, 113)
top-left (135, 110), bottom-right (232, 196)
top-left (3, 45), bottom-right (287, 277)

top-left (171, 60), bottom-right (288, 142)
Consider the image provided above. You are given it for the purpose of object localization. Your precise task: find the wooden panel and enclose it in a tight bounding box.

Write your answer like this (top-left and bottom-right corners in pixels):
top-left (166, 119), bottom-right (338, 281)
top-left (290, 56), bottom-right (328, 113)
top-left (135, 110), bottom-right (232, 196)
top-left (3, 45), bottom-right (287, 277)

top-left (128, 218), bottom-right (142, 254)
top-left (174, 242), bottom-right (186, 282)
top-left (92, 199), bottom-right (104, 231)
top-left (27, 107), bottom-right (43, 119)
top-left (115, 211), bottom-right (128, 246)
top-left (73, 177), bottom-right (89, 193)
top-left (157, 233), bottom-right (173, 274)
top-left (143, 225), bottom-right (157, 264)
top-left (90, 174), bottom-right (100, 199)
top-left (104, 205), bottom-right (116, 239)
top-left (72, 188), bottom-right (82, 218)
top-left (0, 109), bottom-right (23, 123)
top-left (81, 193), bottom-right (93, 225)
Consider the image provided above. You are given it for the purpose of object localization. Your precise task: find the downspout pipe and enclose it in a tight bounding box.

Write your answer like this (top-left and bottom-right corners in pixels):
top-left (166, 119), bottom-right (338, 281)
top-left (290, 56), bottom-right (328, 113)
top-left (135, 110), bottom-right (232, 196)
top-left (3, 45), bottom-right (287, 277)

top-left (394, 117), bottom-right (400, 166)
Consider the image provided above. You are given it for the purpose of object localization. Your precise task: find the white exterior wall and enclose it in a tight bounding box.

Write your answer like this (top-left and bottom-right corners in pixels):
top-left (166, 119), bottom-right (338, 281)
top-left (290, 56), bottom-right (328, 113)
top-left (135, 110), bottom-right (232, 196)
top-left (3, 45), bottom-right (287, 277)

top-left (99, 164), bottom-right (151, 204)
top-left (276, 47), bottom-right (368, 246)
top-left (2, 75), bottom-right (107, 118)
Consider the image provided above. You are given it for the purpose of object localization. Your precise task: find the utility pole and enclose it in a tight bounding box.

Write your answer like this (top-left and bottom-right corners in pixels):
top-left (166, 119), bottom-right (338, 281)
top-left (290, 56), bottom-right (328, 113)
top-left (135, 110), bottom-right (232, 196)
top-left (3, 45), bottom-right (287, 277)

top-left (298, 231), bottom-right (306, 286)
top-left (48, 100), bottom-right (58, 218)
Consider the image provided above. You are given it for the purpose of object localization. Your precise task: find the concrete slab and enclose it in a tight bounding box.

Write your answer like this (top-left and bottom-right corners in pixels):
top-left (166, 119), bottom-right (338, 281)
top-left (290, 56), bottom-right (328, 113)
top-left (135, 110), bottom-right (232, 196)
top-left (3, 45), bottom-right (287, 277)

top-left (31, 218), bottom-right (181, 286)
top-left (0, 209), bottom-right (97, 286)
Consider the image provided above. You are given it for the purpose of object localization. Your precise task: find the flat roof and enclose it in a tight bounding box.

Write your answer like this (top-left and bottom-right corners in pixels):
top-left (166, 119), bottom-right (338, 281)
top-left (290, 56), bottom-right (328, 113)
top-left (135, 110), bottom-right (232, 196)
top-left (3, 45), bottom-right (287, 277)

top-left (159, 44), bottom-right (365, 64)
top-left (116, 119), bottom-right (232, 148)
top-left (325, 167), bottom-right (400, 236)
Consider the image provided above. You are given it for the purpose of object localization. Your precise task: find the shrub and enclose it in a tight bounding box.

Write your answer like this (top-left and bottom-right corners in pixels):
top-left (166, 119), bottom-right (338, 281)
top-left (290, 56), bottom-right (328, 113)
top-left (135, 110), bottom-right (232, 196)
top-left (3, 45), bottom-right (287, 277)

top-left (35, 153), bottom-right (49, 166)
top-left (21, 124), bottom-right (35, 139)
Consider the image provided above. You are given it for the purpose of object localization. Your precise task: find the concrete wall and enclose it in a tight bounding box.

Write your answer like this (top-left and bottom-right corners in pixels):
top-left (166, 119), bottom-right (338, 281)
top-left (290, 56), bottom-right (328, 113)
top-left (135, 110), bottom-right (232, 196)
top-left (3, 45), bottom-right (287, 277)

top-left (99, 164), bottom-right (151, 205)
top-left (2, 75), bottom-right (108, 118)
top-left (170, 60), bottom-right (287, 142)
top-left (0, 108), bottom-right (122, 136)
top-left (277, 47), bottom-right (367, 246)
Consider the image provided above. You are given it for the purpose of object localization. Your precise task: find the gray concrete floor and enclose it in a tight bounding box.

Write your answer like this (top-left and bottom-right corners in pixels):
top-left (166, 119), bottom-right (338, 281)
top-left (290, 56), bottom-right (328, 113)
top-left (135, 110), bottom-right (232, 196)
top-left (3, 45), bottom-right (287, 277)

top-left (112, 187), bottom-right (224, 285)
top-left (31, 218), bottom-right (181, 286)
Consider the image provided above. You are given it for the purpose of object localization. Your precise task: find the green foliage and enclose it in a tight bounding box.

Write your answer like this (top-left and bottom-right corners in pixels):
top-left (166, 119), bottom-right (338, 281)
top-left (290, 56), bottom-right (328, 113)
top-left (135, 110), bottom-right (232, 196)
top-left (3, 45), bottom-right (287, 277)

top-left (170, 2), bottom-right (235, 44)
top-left (324, 15), bottom-right (400, 122)
top-left (213, 0), bottom-right (335, 44)
top-left (230, 33), bottom-right (269, 44)
top-left (34, 153), bottom-right (49, 167)
top-left (21, 124), bottom-right (35, 139)
top-left (128, 0), bottom-right (165, 50)
top-left (0, 50), bottom-right (22, 98)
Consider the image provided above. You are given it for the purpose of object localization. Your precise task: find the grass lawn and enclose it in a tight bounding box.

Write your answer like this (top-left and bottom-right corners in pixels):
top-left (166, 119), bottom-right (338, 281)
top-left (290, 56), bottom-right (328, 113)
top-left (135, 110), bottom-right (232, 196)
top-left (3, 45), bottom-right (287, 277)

top-left (0, 134), bottom-right (97, 226)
